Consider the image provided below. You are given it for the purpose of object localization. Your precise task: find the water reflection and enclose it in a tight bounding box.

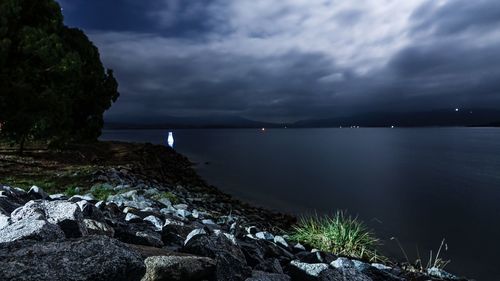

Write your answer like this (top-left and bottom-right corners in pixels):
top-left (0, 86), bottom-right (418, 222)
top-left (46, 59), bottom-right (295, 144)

top-left (167, 132), bottom-right (174, 148)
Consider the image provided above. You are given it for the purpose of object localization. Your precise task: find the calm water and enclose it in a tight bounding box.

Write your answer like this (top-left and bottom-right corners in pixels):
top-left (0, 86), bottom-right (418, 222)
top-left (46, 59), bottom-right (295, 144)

top-left (101, 128), bottom-right (500, 280)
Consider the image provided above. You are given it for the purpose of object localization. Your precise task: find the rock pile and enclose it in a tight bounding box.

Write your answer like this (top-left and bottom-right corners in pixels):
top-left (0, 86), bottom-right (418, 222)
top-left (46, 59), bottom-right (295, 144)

top-left (0, 180), bottom-right (469, 281)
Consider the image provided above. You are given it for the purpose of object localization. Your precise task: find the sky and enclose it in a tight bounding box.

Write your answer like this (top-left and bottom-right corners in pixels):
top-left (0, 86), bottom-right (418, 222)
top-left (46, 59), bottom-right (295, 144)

top-left (58, 0), bottom-right (500, 123)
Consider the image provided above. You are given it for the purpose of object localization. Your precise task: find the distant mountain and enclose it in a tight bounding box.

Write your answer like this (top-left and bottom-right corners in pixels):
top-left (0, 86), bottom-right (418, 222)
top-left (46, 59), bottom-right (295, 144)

top-left (105, 115), bottom-right (280, 129)
top-left (292, 109), bottom-right (500, 128)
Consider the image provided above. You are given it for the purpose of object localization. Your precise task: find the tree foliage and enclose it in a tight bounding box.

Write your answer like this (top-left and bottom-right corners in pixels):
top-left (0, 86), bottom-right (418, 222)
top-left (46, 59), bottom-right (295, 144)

top-left (0, 0), bottom-right (119, 150)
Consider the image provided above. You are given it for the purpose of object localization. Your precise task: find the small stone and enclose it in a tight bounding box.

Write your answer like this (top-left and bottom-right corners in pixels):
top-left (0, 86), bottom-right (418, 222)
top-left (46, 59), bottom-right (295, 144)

top-left (294, 242), bottom-right (306, 251)
top-left (28, 186), bottom-right (49, 200)
top-left (274, 236), bottom-right (289, 248)
top-left (184, 228), bottom-right (207, 246)
top-left (192, 209), bottom-right (200, 219)
top-left (290, 260), bottom-right (345, 281)
top-left (331, 257), bottom-right (354, 269)
top-left (84, 219), bottom-right (115, 237)
top-left (164, 219), bottom-right (184, 226)
top-left (125, 213), bottom-right (142, 223)
top-left (371, 263), bottom-right (392, 271)
top-left (173, 204), bottom-right (188, 210)
top-left (176, 209), bottom-right (191, 218)
top-left (427, 267), bottom-right (459, 280)
top-left (49, 194), bottom-right (67, 200)
top-left (158, 198), bottom-right (172, 208)
top-left (256, 231), bottom-right (275, 241)
top-left (144, 215), bottom-right (163, 231)
top-left (202, 219), bottom-right (216, 225)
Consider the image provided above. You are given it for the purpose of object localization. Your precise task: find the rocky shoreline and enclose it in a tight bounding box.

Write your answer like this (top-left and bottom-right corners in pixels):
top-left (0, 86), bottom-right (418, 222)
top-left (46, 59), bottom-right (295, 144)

top-left (0, 142), bottom-right (471, 281)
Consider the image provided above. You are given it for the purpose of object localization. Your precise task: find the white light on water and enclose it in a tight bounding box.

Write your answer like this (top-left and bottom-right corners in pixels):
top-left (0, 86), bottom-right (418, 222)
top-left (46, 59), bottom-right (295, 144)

top-left (167, 132), bottom-right (174, 148)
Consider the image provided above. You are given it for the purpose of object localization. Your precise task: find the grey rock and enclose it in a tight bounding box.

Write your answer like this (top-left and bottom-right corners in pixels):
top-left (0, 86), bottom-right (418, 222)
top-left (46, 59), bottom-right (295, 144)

top-left (141, 255), bottom-right (216, 281)
top-left (0, 219), bottom-right (65, 243)
top-left (246, 271), bottom-right (291, 281)
top-left (143, 215), bottom-right (163, 231)
top-left (289, 260), bottom-right (342, 281)
top-left (84, 219), bottom-right (115, 237)
top-left (11, 200), bottom-right (87, 238)
top-left (77, 200), bottom-right (105, 221)
top-left (331, 258), bottom-right (371, 281)
top-left (427, 267), bottom-right (459, 280)
top-left (173, 204), bottom-right (188, 210)
top-left (115, 223), bottom-right (164, 248)
top-left (0, 235), bottom-right (145, 281)
top-left (164, 218), bottom-right (185, 226)
top-left (158, 198), bottom-right (172, 208)
top-left (274, 236), bottom-right (289, 248)
top-left (0, 197), bottom-right (22, 215)
top-left (28, 185), bottom-right (49, 200)
top-left (126, 213), bottom-right (143, 223)
top-left (371, 263), bottom-right (392, 271)
top-left (293, 242), bottom-right (306, 252)
top-left (202, 219), bottom-right (217, 225)
top-left (183, 231), bottom-right (251, 281)
top-left (176, 209), bottom-right (192, 218)
top-left (330, 257), bottom-right (354, 269)
top-left (69, 194), bottom-right (96, 202)
top-left (0, 213), bottom-right (9, 229)
top-left (191, 209), bottom-right (200, 218)
top-left (49, 193), bottom-right (68, 200)
top-left (184, 228), bottom-right (207, 245)
top-left (256, 231), bottom-right (275, 241)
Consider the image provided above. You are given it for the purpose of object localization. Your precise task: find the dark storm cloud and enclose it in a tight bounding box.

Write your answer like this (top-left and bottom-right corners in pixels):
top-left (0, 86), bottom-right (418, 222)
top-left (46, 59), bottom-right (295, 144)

top-left (58, 0), bottom-right (500, 122)
top-left (411, 0), bottom-right (500, 36)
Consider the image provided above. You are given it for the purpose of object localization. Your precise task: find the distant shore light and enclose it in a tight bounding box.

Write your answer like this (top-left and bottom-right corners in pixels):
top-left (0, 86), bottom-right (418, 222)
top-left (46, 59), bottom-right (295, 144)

top-left (167, 132), bottom-right (174, 148)
top-left (455, 108), bottom-right (459, 112)
top-left (261, 128), bottom-right (266, 131)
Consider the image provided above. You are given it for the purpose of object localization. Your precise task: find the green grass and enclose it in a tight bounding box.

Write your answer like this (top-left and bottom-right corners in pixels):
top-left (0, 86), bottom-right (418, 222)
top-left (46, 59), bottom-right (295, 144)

top-left (290, 211), bottom-right (384, 262)
top-left (90, 184), bottom-right (115, 201)
top-left (392, 237), bottom-right (450, 272)
top-left (64, 186), bottom-right (80, 197)
top-left (151, 191), bottom-right (179, 204)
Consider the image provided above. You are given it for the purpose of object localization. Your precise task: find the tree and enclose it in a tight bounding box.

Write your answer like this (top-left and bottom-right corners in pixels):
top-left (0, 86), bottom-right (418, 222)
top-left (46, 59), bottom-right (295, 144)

top-left (0, 0), bottom-right (119, 152)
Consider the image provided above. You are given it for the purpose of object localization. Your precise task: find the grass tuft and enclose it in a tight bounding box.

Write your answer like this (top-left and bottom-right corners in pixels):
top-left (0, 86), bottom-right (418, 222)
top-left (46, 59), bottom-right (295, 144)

top-left (90, 184), bottom-right (115, 201)
top-left (290, 211), bottom-right (384, 262)
top-left (151, 191), bottom-right (179, 204)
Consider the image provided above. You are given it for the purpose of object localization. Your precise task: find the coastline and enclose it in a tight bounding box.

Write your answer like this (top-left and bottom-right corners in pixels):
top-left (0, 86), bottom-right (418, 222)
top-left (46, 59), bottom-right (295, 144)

top-left (0, 141), bottom-right (471, 281)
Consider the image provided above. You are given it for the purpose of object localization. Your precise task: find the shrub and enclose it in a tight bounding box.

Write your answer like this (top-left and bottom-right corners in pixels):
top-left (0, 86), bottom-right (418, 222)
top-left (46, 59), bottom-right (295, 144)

top-left (290, 211), bottom-right (383, 262)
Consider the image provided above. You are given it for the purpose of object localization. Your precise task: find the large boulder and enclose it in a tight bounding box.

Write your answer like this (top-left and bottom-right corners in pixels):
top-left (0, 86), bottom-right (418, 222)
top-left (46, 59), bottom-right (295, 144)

top-left (0, 235), bottom-right (146, 281)
top-left (11, 200), bottom-right (87, 238)
top-left (0, 219), bottom-right (65, 243)
top-left (141, 255), bottom-right (216, 281)
top-left (183, 231), bottom-right (252, 281)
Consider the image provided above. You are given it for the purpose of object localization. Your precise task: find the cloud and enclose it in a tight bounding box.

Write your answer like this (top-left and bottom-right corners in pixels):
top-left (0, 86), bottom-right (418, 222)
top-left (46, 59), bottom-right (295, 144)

top-left (60, 0), bottom-right (500, 122)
